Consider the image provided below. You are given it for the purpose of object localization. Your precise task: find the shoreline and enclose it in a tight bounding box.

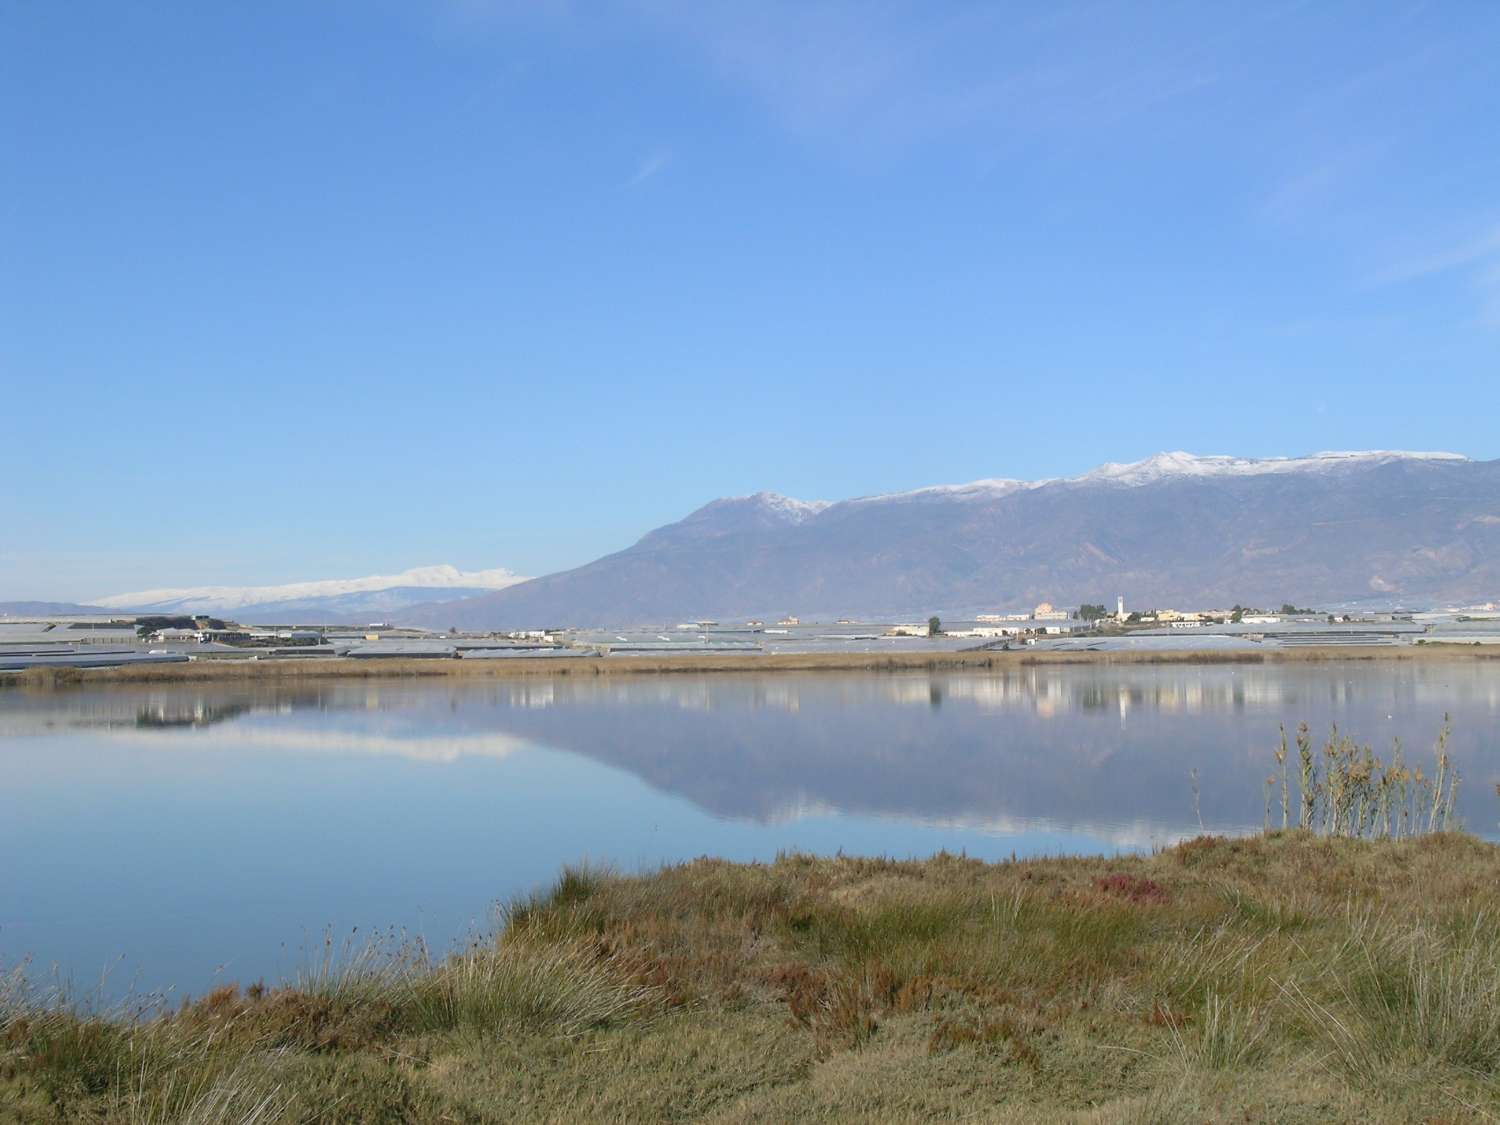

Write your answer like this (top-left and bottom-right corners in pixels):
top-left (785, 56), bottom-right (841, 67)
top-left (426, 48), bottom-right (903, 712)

top-left (5, 642), bottom-right (1497, 689)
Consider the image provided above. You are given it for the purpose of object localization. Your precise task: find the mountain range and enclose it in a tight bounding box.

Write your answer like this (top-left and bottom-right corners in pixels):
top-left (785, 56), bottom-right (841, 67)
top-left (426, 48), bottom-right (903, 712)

top-left (405, 451), bottom-right (1500, 629)
top-left (14, 451), bottom-right (1497, 629)
top-left (92, 565), bottom-right (529, 622)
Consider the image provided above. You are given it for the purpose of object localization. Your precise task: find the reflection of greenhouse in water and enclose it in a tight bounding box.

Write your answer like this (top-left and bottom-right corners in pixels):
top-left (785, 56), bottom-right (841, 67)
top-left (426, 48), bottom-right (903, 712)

top-left (8, 663), bottom-right (1500, 741)
top-left (135, 700), bottom-right (253, 729)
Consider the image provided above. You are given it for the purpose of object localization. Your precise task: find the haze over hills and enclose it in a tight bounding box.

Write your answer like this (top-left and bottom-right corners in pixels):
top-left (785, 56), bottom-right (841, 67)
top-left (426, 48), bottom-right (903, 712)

top-left (93, 565), bottom-right (529, 622)
top-left (407, 451), bottom-right (1500, 629)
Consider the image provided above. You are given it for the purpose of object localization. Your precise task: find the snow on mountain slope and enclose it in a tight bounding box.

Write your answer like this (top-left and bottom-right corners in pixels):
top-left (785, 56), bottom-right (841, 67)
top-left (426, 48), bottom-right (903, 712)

top-left (847, 478), bottom-right (1028, 505)
top-left (737, 452), bottom-right (1472, 513)
top-left (1064, 450), bottom-right (1469, 487)
top-left (97, 565), bottom-right (529, 615)
top-left (745, 492), bottom-right (832, 522)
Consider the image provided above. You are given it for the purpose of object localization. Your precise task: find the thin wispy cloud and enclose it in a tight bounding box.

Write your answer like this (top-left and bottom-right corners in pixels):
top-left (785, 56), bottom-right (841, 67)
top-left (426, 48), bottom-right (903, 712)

top-left (1258, 142), bottom-right (1388, 225)
top-left (439, 0), bottom-right (576, 29)
top-left (1481, 260), bottom-right (1500, 326)
top-left (1368, 223), bottom-right (1500, 326)
top-left (446, 1), bottom-right (1269, 159)
top-left (622, 149), bottom-right (671, 188)
top-left (628, 0), bottom-right (1243, 155)
top-left (1369, 225), bottom-right (1500, 286)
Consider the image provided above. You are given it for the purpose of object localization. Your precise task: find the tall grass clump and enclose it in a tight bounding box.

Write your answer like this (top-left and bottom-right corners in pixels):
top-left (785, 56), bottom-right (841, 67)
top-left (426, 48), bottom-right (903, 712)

top-left (502, 863), bottom-right (610, 938)
top-left (111, 1061), bottom-right (289, 1125)
top-left (1168, 989), bottom-right (1269, 1071)
top-left (283, 916), bottom-right (657, 1042)
top-left (1282, 909), bottom-right (1500, 1082)
top-left (1, 971), bottom-right (145, 1107)
top-left (283, 870), bottom-right (657, 1043)
top-left (401, 935), bottom-right (659, 1039)
top-left (1276, 717), bottom-right (1457, 839)
top-left (1, 970), bottom-right (286, 1124)
top-left (292, 928), bottom-right (405, 1005)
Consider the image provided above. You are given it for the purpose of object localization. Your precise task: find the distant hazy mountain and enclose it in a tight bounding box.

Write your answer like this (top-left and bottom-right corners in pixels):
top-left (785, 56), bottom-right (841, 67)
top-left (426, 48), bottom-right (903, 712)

top-left (0, 601), bottom-right (114, 617)
top-left (407, 451), bottom-right (1500, 629)
top-left (96, 565), bottom-right (530, 622)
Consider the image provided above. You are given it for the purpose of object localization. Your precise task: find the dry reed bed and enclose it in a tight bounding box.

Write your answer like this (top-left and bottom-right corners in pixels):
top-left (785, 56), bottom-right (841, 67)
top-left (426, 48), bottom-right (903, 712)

top-left (9, 833), bottom-right (1500, 1121)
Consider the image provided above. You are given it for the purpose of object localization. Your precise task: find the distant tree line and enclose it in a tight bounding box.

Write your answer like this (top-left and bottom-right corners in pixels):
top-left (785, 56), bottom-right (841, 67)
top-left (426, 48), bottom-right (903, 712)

top-left (134, 615), bottom-right (229, 637)
top-left (1229, 603), bottom-right (1317, 616)
top-left (1225, 603), bottom-right (1319, 622)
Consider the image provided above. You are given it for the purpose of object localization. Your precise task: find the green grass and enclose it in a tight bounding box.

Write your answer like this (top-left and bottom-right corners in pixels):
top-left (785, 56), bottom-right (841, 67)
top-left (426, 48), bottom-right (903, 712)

top-left (9, 834), bottom-right (1500, 1121)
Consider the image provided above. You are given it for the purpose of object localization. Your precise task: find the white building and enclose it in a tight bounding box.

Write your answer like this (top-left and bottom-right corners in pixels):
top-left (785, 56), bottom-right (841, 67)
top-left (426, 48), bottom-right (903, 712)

top-left (886, 623), bottom-right (931, 638)
top-left (150, 627), bottom-right (200, 644)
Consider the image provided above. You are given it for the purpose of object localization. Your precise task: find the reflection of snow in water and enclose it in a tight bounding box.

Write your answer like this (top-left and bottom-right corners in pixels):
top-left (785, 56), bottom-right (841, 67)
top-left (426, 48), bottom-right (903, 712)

top-left (735, 795), bottom-right (1215, 852)
top-left (103, 726), bottom-right (530, 765)
top-left (907, 813), bottom-right (1225, 853)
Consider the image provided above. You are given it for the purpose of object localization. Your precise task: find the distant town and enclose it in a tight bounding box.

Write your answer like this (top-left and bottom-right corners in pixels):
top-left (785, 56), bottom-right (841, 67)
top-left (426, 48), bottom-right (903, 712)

top-left (4, 596), bottom-right (1499, 674)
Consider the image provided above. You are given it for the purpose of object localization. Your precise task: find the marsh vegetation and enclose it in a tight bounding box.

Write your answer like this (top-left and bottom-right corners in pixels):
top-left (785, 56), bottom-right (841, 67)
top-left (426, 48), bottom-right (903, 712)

top-left (1267, 717), bottom-right (1459, 838)
top-left (11, 833), bottom-right (1500, 1120)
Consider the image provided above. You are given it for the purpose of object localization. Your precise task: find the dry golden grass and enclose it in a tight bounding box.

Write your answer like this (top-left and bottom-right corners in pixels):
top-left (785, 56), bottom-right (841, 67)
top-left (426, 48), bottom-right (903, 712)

top-left (9, 834), bottom-right (1500, 1121)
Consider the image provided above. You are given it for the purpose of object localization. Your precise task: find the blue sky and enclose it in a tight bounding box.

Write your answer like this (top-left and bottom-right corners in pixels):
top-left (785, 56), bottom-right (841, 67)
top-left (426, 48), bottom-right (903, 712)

top-left (4, 1), bottom-right (1499, 600)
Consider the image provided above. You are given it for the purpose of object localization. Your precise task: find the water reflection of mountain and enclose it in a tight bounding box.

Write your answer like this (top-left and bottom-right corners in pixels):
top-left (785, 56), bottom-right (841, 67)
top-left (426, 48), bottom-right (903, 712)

top-left (478, 671), bottom-right (1498, 835)
top-left (7, 668), bottom-right (1498, 841)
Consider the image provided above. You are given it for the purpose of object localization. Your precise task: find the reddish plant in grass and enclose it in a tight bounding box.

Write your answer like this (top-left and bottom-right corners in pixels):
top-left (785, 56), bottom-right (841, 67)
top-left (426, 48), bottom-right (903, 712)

top-left (1092, 873), bottom-right (1170, 905)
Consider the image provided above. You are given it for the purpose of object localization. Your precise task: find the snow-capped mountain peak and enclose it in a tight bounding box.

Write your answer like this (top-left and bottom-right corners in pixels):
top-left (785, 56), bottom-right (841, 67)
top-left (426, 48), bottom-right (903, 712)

top-left (1065, 450), bottom-right (1469, 487)
top-left (851, 478), bottom-right (1027, 505)
top-left (96, 565), bottom-right (529, 616)
top-left (848, 450), bottom-right (1471, 501)
top-left (700, 452), bottom-right (1472, 520)
top-left (743, 491), bottom-right (832, 523)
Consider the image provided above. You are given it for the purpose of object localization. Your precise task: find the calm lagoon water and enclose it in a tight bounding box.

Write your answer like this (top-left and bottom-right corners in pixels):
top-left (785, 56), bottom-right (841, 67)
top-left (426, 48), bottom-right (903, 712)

top-left (3, 663), bottom-right (1498, 999)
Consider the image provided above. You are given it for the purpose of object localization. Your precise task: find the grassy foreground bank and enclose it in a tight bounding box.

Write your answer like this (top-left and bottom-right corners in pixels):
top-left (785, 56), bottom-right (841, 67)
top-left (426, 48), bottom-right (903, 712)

top-left (8, 834), bottom-right (1500, 1122)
